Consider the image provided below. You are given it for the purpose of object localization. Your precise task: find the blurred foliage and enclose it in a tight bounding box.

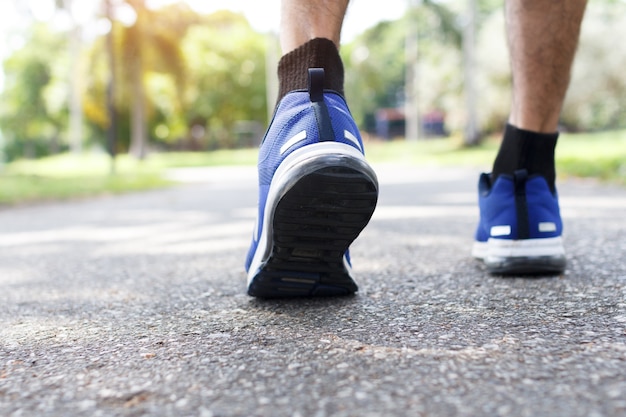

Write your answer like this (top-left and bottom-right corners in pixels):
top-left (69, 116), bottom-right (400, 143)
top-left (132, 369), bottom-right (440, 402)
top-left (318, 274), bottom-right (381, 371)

top-left (343, 0), bottom-right (626, 137)
top-left (81, 3), bottom-right (268, 157)
top-left (1, 0), bottom-right (626, 163)
top-left (0, 23), bottom-right (70, 160)
top-left (341, 1), bottom-right (462, 131)
top-left (342, 0), bottom-right (502, 135)
top-left (562, 2), bottom-right (626, 131)
top-left (1, 2), bottom-right (268, 162)
top-left (181, 11), bottom-right (268, 149)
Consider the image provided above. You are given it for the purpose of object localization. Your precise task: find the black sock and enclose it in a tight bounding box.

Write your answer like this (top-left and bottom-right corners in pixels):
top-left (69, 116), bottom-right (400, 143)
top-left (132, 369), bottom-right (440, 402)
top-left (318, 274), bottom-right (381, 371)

top-left (276, 38), bottom-right (344, 105)
top-left (492, 123), bottom-right (559, 193)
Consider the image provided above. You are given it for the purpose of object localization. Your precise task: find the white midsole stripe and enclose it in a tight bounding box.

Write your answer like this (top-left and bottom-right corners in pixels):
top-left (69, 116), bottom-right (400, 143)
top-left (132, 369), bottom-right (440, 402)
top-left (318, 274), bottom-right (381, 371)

top-left (490, 225), bottom-right (511, 237)
top-left (472, 236), bottom-right (564, 260)
top-left (538, 222), bottom-right (557, 232)
top-left (344, 130), bottom-right (362, 152)
top-left (280, 130), bottom-right (307, 154)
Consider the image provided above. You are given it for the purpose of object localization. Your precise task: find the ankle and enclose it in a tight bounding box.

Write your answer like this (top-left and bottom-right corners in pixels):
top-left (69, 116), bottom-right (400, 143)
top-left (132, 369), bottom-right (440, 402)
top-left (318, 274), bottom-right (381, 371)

top-left (492, 123), bottom-right (558, 192)
top-left (276, 38), bottom-right (344, 105)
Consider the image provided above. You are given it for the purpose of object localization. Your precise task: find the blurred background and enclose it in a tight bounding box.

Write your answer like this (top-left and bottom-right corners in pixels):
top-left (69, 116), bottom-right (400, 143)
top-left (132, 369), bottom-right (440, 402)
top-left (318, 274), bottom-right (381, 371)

top-left (0, 0), bottom-right (625, 204)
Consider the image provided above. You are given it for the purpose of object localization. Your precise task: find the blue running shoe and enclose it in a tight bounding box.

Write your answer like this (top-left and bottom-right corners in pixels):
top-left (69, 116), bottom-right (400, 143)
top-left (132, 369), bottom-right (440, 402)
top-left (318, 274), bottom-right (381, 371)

top-left (472, 169), bottom-right (566, 274)
top-left (245, 68), bottom-right (379, 297)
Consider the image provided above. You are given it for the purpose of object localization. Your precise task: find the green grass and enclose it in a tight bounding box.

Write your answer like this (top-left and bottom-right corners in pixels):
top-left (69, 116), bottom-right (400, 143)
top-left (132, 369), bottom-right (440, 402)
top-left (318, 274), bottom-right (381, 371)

top-left (0, 173), bottom-right (170, 206)
top-left (364, 133), bottom-right (498, 167)
top-left (553, 130), bottom-right (626, 182)
top-left (0, 153), bottom-right (171, 206)
top-left (1, 129), bottom-right (624, 206)
top-left (365, 129), bottom-right (626, 184)
top-left (146, 148), bottom-right (258, 168)
top-left (4, 149), bottom-right (258, 178)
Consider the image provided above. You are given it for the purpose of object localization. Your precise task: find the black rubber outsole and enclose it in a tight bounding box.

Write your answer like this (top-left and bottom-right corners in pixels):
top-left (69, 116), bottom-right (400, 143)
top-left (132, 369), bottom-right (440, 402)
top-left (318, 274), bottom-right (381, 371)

top-left (248, 166), bottom-right (378, 298)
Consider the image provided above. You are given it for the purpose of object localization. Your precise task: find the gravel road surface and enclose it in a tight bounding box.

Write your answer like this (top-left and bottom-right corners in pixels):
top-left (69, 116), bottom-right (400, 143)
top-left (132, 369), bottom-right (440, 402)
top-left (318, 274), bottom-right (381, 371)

top-left (1, 164), bottom-right (625, 417)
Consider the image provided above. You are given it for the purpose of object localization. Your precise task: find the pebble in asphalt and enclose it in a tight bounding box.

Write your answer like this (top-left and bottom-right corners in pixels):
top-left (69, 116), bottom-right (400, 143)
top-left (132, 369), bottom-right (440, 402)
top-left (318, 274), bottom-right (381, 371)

top-left (1, 165), bottom-right (625, 417)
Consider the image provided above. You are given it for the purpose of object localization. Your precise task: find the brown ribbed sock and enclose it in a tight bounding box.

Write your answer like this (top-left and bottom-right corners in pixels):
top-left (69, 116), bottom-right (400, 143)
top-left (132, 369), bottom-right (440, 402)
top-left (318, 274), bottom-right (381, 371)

top-left (492, 123), bottom-right (559, 193)
top-left (276, 38), bottom-right (345, 105)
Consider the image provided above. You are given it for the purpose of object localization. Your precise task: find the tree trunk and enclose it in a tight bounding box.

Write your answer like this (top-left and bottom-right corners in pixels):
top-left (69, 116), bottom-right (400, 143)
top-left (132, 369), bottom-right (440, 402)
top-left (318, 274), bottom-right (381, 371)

top-left (65, 0), bottom-right (83, 154)
top-left (463, 0), bottom-right (480, 145)
top-left (129, 52), bottom-right (147, 159)
top-left (105, 0), bottom-right (117, 174)
top-left (404, 2), bottom-right (420, 141)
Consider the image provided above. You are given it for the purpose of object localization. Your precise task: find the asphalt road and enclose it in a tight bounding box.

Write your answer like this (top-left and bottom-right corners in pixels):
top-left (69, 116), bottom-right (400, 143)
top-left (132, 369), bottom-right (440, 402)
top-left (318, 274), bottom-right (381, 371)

top-left (1, 164), bottom-right (625, 417)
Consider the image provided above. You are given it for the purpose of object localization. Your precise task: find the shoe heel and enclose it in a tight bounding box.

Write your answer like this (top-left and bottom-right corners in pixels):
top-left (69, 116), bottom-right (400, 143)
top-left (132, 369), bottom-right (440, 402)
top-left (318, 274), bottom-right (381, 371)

top-left (248, 166), bottom-right (378, 297)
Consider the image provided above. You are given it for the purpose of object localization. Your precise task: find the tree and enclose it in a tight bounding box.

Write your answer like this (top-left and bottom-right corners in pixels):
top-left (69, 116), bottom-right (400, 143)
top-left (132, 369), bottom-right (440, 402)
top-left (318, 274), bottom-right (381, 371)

top-left (342, 3), bottom-right (465, 138)
top-left (0, 23), bottom-right (69, 160)
top-left (80, 7), bottom-right (268, 153)
top-left (120, 0), bottom-right (193, 158)
top-left (561, 1), bottom-right (626, 130)
top-left (180, 11), bottom-right (267, 149)
top-left (81, 1), bottom-right (198, 156)
top-left (58, 0), bottom-right (86, 154)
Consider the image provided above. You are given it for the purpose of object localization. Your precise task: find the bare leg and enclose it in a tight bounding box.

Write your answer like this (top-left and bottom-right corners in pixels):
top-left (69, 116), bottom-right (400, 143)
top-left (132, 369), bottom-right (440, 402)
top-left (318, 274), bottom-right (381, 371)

top-left (280, 0), bottom-right (350, 53)
top-left (506, 0), bottom-right (587, 133)
top-left (492, 0), bottom-right (587, 188)
top-left (276, 1), bottom-right (350, 102)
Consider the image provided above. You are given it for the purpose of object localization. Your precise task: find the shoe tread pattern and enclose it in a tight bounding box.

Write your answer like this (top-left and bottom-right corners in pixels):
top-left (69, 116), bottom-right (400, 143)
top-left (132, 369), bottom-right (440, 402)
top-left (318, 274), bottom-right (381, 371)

top-left (248, 166), bottom-right (377, 298)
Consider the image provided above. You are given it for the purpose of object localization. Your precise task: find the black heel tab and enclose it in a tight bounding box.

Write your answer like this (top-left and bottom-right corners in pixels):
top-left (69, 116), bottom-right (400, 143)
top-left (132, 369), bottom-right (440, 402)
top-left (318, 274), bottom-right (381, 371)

top-left (308, 68), bottom-right (325, 103)
top-left (307, 68), bottom-right (335, 141)
top-left (513, 169), bottom-right (530, 239)
top-left (513, 169), bottom-right (529, 186)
